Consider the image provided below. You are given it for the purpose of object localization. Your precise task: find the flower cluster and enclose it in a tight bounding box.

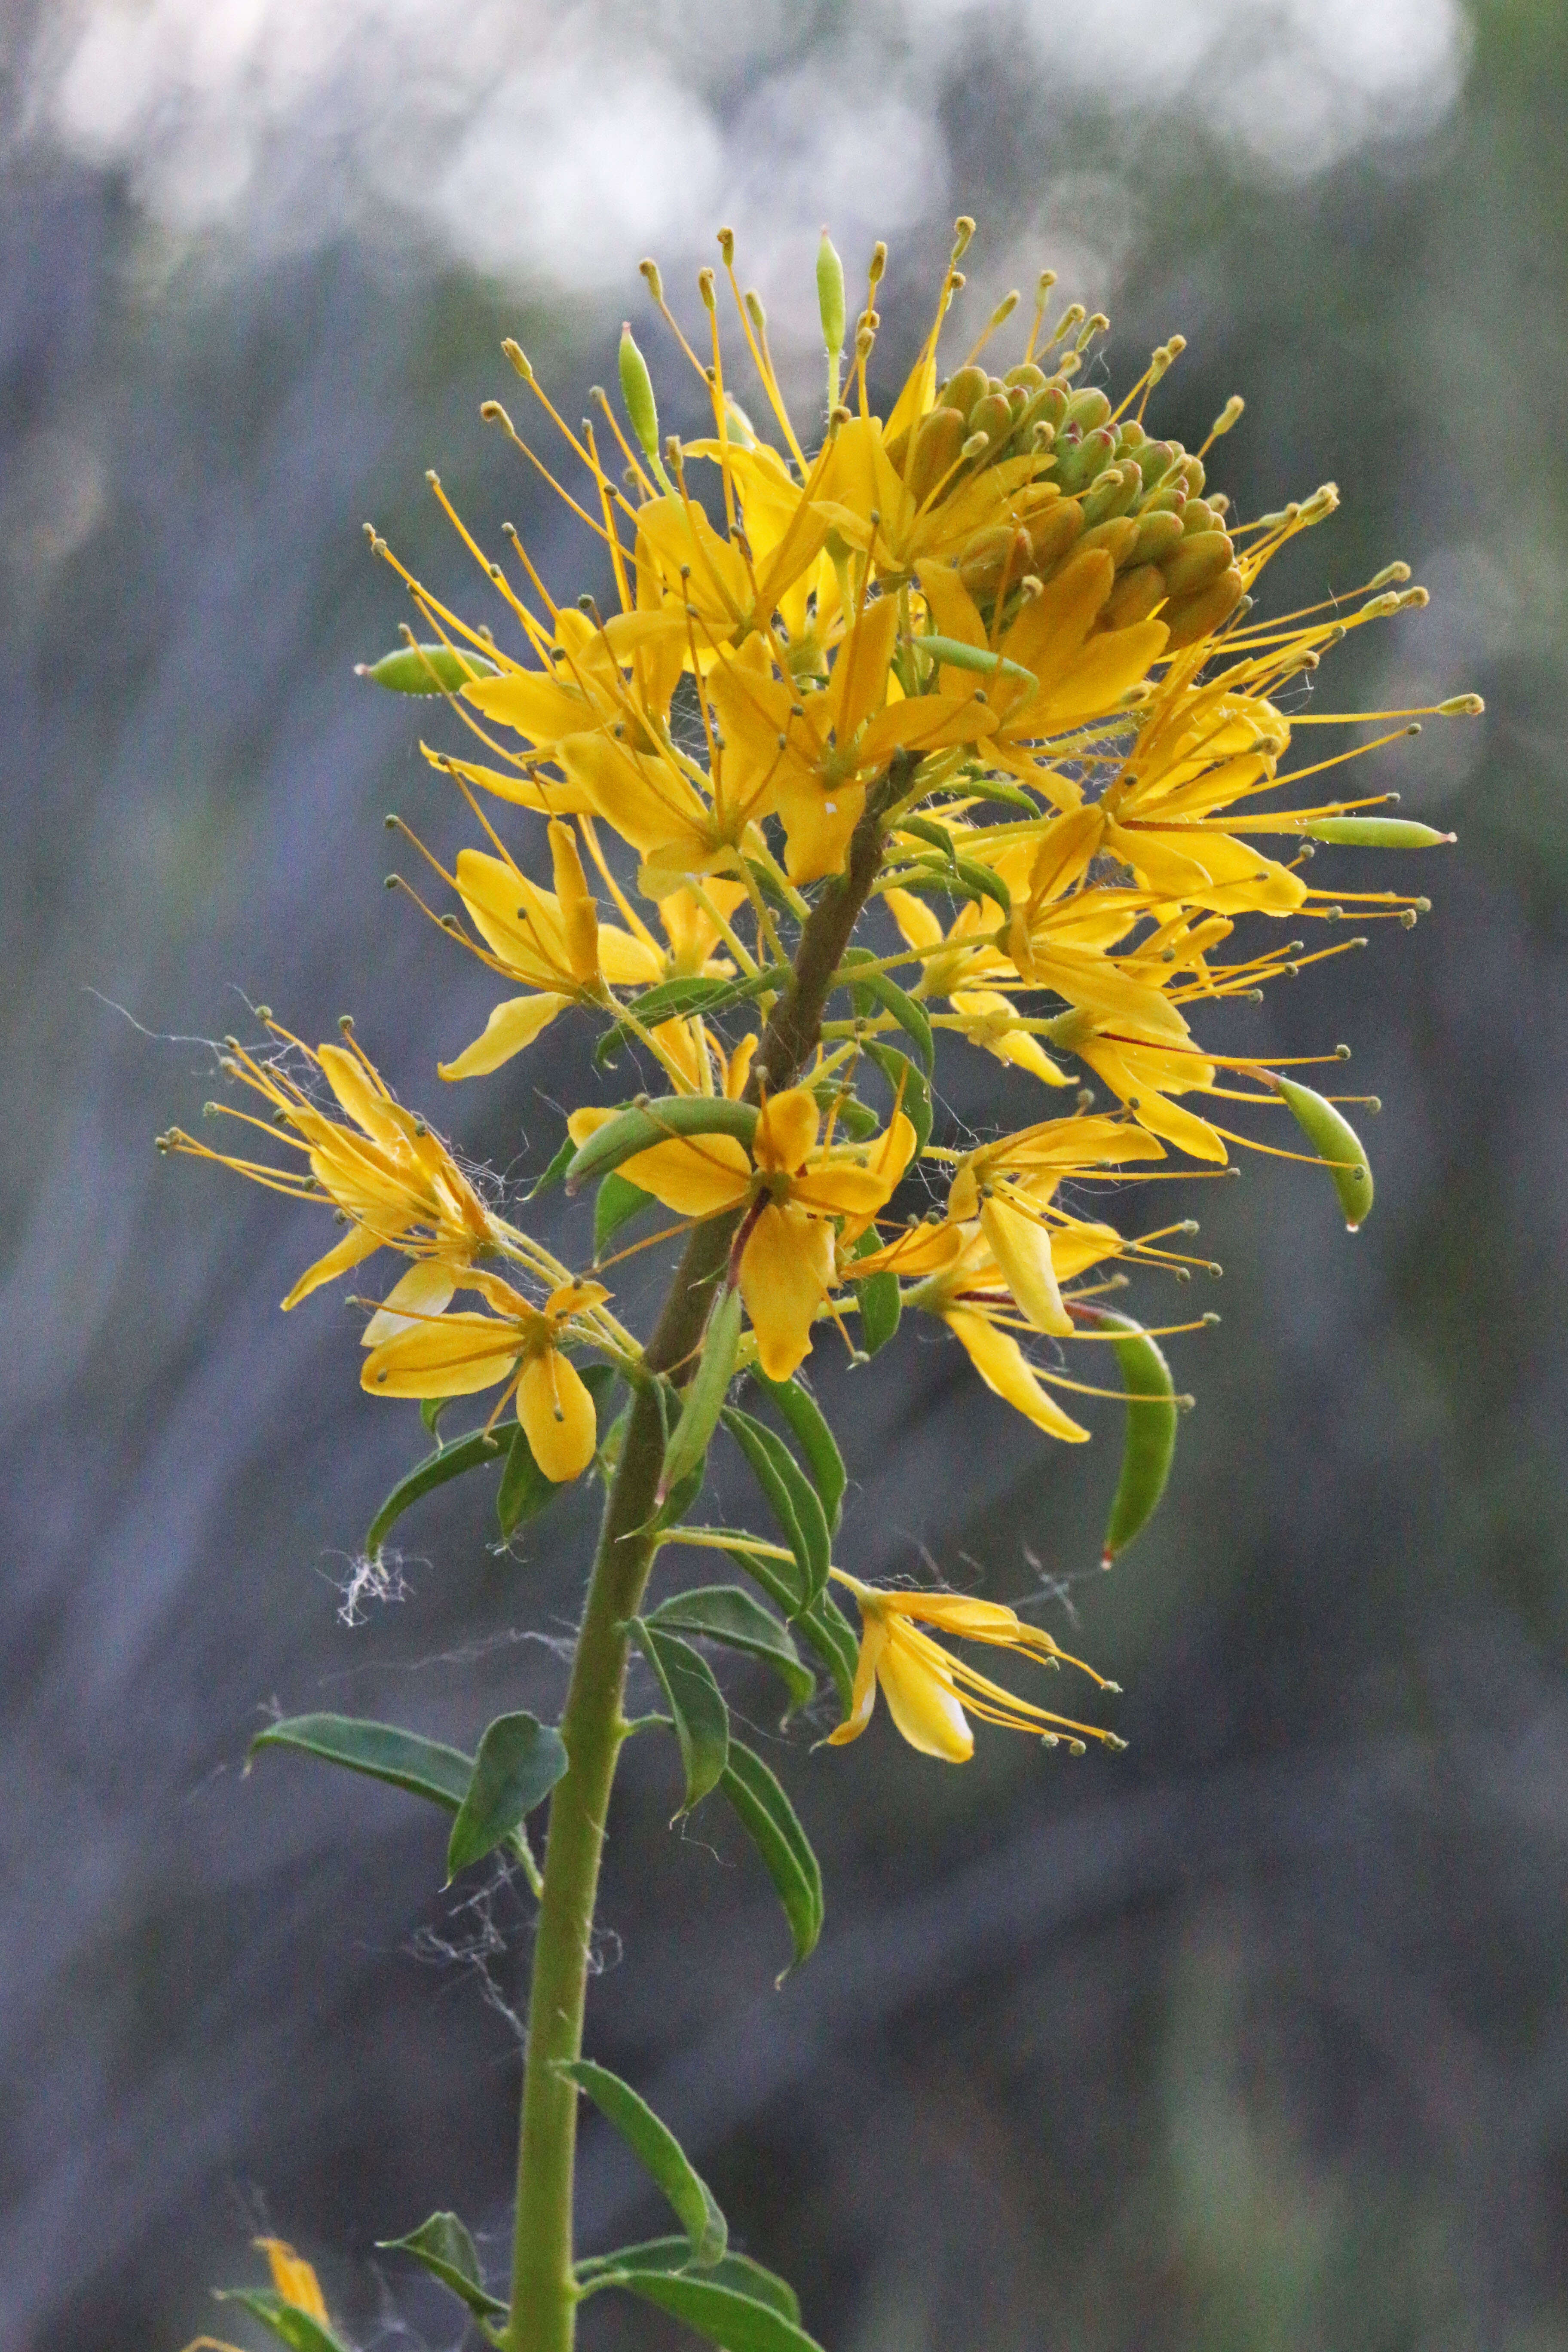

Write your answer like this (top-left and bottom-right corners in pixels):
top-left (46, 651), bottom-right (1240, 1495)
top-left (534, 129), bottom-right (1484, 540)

top-left (165, 219), bottom-right (1471, 1762)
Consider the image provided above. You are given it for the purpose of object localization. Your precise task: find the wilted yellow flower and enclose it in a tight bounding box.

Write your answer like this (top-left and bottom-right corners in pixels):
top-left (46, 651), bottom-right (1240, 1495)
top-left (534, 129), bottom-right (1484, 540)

top-left (827, 1574), bottom-right (1124, 1761)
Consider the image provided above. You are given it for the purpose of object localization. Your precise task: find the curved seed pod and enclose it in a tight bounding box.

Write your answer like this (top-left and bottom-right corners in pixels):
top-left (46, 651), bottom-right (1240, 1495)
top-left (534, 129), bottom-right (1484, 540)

top-left (1161, 529), bottom-right (1234, 597)
top-left (1086, 1308), bottom-right (1178, 1568)
top-left (1305, 817), bottom-right (1456, 848)
top-left (564, 1097), bottom-right (759, 1194)
top-left (1162, 565), bottom-right (1245, 648)
top-left (1272, 1076), bottom-right (1374, 1230)
top-left (907, 406), bottom-right (967, 503)
top-left (359, 643), bottom-right (498, 694)
top-left (657, 1281), bottom-right (743, 1504)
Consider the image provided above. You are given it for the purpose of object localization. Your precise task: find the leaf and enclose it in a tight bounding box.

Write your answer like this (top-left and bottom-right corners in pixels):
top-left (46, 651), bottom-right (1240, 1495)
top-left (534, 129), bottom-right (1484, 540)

top-left (595, 1171), bottom-right (655, 1259)
top-left (446, 1711), bottom-right (568, 1879)
top-left (647, 1585), bottom-right (814, 1717)
top-left (658, 1284), bottom-right (744, 1504)
top-left (721, 1410), bottom-right (831, 1611)
top-left (557, 2059), bottom-right (727, 2268)
top-left (376, 2212), bottom-right (508, 2321)
top-left (595, 968), bottom-right (782, 1065)
top-left (853, 1268), bottom-right (900, 1355)
top-left (365, 1427), bottom-right (505, 1554)
top-left (251, 1714), bottom-right (475, 1813)
top-left (564, 1097), bottom-right (759, 1194)
top-left (748, 1373), bottom-right (846, 1531)
top-left (576, 2238), bottom-right (800, 2322)
top-left (719, 1737), bottom-right (824, 1970)
top-left (630, 1623), bottom-right (730, 1810)
top-left (527, 1128), bottom-right (579, 1198)
top-left (214, 2292), bottom-right (348, 2352)
top-left (809, 1082), bottom-right (880, 1140)
top-left (419, 1395), bottom-right (451, 1439)
top-left (603, 2271), bottom-right (825, 2351)
top-left (718, 1547), bottom-right (858, 1714)
top-left (861, 1041), bottom-right (932, 1157)
top-left (838, 946), bottom-right (934, 1071)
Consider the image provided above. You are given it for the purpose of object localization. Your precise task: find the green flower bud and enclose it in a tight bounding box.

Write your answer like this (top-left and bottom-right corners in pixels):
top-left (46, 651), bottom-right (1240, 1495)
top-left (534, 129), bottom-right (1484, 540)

top-left (816, 230), bottom-right (846, 359)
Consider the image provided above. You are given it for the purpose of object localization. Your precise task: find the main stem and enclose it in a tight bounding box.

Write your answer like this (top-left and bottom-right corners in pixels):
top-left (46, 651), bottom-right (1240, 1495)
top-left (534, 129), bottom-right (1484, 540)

top-left (503, 766), bottom-right (910, 2351)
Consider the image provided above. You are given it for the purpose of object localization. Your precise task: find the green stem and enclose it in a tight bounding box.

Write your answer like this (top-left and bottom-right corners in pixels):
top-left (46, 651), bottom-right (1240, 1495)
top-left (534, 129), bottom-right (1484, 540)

top-left (503, 759), bottom-right (913, 2352)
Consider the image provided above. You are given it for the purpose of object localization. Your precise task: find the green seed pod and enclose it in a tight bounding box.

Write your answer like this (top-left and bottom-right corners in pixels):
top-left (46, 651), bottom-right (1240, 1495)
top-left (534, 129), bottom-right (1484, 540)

top-left (1025, 498), bottom-right (1084, 572)
top-left (937, 364), bottom-right (989, 423)
top-left (1061, 386), bottom-right (1112, 434)
top-left (1161, 529), bottom-right (1234, 597)
top-left (1091, 1309), bottom-right (1178, 1568)
top-left (1077, 514), bottom-right (1140, 570)
top-left (658, 1280), bottom-right (744, 1503)
top-left (1305, 817), bottom-right (1457, 848)
top-left (919, 633), bottom-right (1037, 686)
top-left (1274, 1076), bottom-right (1374, 1231)
top-left (564, 1096), bottom-right (759, 1195)
top-left (1080, 459), bottom-right (1142, 529)
top-left (358, 643), bottom-right (499, 694)
top-left (816, 230), bottom-right (846, 359)
top-left (907, 405), bottom-right (968, 504)
top-left (1161, 564), bottom-right (1245, 647)
top-left (1103, 563), bottom-right (1168, 628)
top-left (618, 324), bottom-right (661, 463)
top-left (1130, 508), bottom-right (1185, 565)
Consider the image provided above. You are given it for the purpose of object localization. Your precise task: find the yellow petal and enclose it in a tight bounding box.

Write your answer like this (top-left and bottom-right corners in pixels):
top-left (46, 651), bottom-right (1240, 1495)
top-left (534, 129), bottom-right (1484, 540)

top-left (567, 1104), bottom-right (619, 1146)
top-left (617, 1132), bottom-right (753, 1217)
top-left (754, 1087), bottom-right (819, 1173)
top-left (517, 1349), bottom-right (598, 1482)
top-left (980, 1195), bottom-right (1072, 1337)
top-left (883, 885), bottom-right (944, 952)
top-left (739, 1202), bottom-right (834, 1380)
top-left (280, 1220), bottom-right (382, 1311)
top-left (940, 1307), bottom-right (1090, 1442)
top-left (547, 818), bottom-right (603, 985)
top-left (315, 1042), bottom-right (398, 1144)
top-left (876, 1626), bottom-right (974, 1761)
top-left (361, 1313), bottom-right (520, 1399)
top-left (439, 993), bottom-right (571, 1080)
top-left (255, 2242), bottom-right (331, 2326)
top-left (825, 1612), bottom-right (888, 1746)
top-left (360, 1259), bottom-right (457, 1348)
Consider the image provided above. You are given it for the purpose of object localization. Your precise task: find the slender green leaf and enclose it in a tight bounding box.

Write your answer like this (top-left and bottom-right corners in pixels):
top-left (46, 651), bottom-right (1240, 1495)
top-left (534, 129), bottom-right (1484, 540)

top-left (720, 1737), bottom-right (824, 1970)
top-left (718, 1545), bottom-right (857, 1711)
top-left (214, 2292), bottom-right (348, 2352)
top-left (809, 1082), bottom-right (880, 1140)
top-left (447, 1712), bottom-right (567, 1879)
top-left (595, 968), bottom-right (782, 1067)
top-left (366, 1427), bottom-right (505, 1554)
top-left (595, 1172), bottom-right (655, 1259)
top-left (749, 1374), bottom-right (846, 1531)
top-left (630, 1623), bottom-right (730, 1810)
top-left (854, 1268), bottom-right (900, 1355)
top-left (377, 2212), bottom-right (508, 2321)
top-left (721, 1410), bottom-right (830, 1609)
top-left (251, 1714), bottom-right (475, 1813)
top-left (606, 2271), bottom-right (825, 2352)
top-left (527, 1128), bottom-right (579, 1198)
top-left (558, 2059), bottom-right (726, 2267)
top-left (659, 1285), bottom-right (743, 1503)
top-left (951, 772), bottom-right (1041, 813)
top-left (838, 946), bottom-right (934, 1071)
top-left (648, 1585), bottom-right (814, 1716)
top-left (419, 1395), bottom-right (450, 1439)
top-left (861, 1041), bottom-right (932, 1156)
top-left (565, 1097), bottom-right (759, 1194)
top-left (576, 2239), bottom-right (799, 2321)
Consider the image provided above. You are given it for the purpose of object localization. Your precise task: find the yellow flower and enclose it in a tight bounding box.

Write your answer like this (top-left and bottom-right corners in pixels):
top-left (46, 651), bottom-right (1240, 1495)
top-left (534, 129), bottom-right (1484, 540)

top-left (827, 1574), bottom-right (1123, 1761)
top-left (573, 1086), bottom-right (915, 1379)
top-left (181, 2240), bottom-right (334, 2352)
top-left (159, 1023), bottom-right (502, 1314)
top-left (361, 1272), bottom-right (609, 1482)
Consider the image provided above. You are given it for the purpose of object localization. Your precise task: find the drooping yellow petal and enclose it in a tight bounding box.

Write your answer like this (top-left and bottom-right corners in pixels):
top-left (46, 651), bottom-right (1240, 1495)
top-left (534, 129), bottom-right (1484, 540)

top-left (517, 1348), bottom-right (598, 1482)
top-left (280, 1219), bottom-right (382, 1311)
top-left (825, 1612), bottom-right (889, 1746)
top-left (739, 1202), bottom-right (834, 1380)
top-left (361, 1312), bottom-right (521, 1399)
top-left (547, 818), bottom-right (603, 985)
top-left (315, 1041), bottom-right (398, 1145)
top-left (980, 1195), bottom-right (1072, 1337)
top-left (941, 1307), bottom-right (1090, 1442)
top-left (439, 992), bottom-right (571, 1081)
top-left (360, 1257), bottom-right (457, 1348)
top-left (876, 1625), bottom-right (974, 1761)
top-left (617, 1132), bottom-right (753, 1218)
top-left (754, 1087), bottom-right (819, 1173)
top-left (255, 2242), bottom-right (331, 2326)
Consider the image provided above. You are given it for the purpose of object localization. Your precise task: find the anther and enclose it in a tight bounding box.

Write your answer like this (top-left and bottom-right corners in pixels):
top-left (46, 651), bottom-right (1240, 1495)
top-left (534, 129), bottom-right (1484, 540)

top-left (338, 1014), bottom-right (355, 1033)
top-left (384, 813), bottom-right (398, 830)
top-left (717, 227), bottom-right (735, 264)
top-left (1335, 1043), bottom-right (1352, 1059)
top-left (1202, 1311), bottom-right (1221, 1326)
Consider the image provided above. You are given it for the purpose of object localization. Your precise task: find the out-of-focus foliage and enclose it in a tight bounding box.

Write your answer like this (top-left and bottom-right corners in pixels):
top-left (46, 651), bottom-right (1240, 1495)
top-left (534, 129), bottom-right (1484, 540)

top-left (4, 1), bottom-right (1568, 2346)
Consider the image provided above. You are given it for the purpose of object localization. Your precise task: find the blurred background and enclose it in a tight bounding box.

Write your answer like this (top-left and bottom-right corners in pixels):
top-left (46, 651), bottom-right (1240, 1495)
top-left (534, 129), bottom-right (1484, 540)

top-left (5, 0), bottom-right (1568, 2345)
